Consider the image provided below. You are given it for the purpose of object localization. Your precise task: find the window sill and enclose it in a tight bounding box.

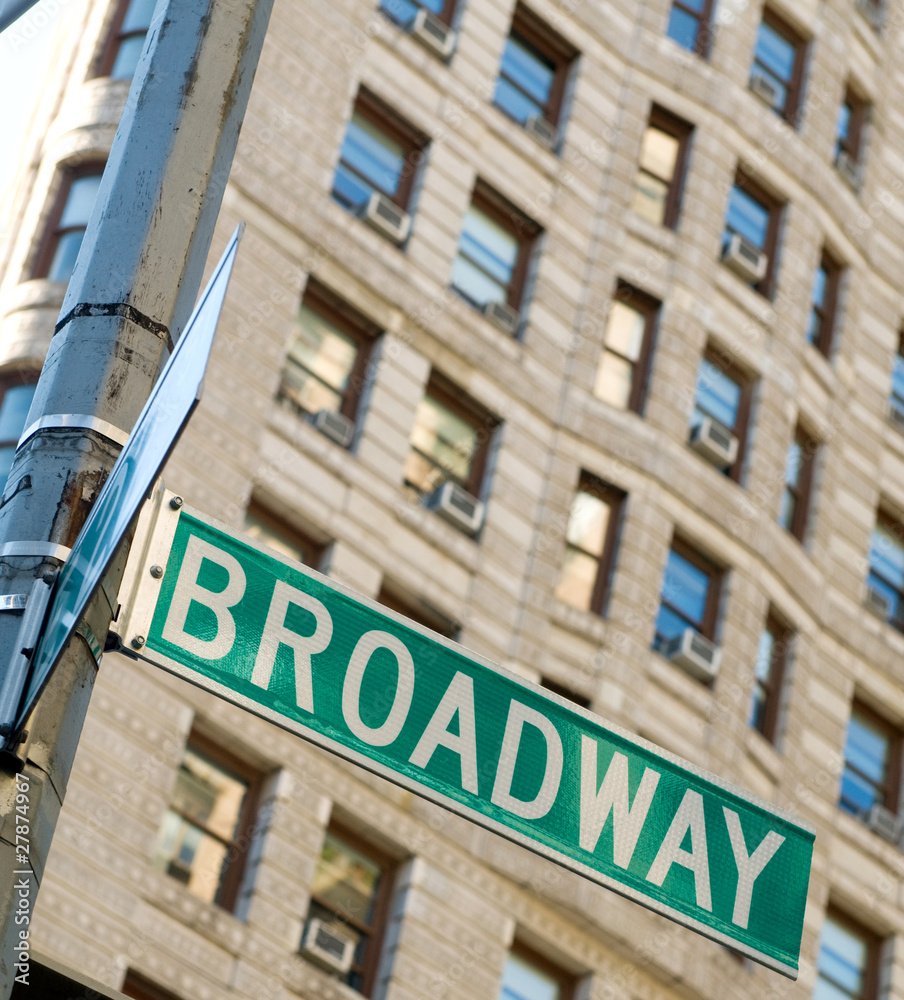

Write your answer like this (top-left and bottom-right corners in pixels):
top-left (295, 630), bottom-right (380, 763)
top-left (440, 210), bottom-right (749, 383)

top-left (146, 869), bottom-right (248, 955)
top-left (648, 648), bottom-right (715, 714)
top-left (623, 210), bottom-right (678, 256)
top-left (550, 597), bottom-right (608, 645)
top-left (713, 263), bottom-right (774, 326)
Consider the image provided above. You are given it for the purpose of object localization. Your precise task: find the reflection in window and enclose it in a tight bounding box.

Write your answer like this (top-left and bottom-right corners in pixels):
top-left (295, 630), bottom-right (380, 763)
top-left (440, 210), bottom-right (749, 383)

top-left (498, 946), bottom-right (572, 1000)
top-left (749, 616), bottom-right (790, 743)
top-left (104, 0), bottom-right (155, 79)
top-left (242, 504), bottom-right (323, 567)
top-left (750, 12), bottom-right (805, 124)
top-left (39, 170), bottom-right (104, 284)
top-left (814, 913), bottom-right (877, 1000)
top-left (0, 374), bottom-right (38, 491)
top-left (631, 109), bottom-right (691, 229)
top-left (867, 516), bottom-right (904, 630)
top-left (594, 286), bottom-right (658, 413)
top-left (653, 543), bottom-right (720, 650)
top-left (452, 203), bottom-right (519, 309)
top-left (840, 704), bottom-right (895, 818)
top-left (690, 354), bottom-right (750, 479)
top-left (154, 737), bottom-right (258, 911)
top-left (890, 331), bottom-right (904, 425)
top-left (721, 173), bottom-right (781, 296)
top-left (806, 252), bottom-right (841, 356)
top-left (380, 0), bottom-right (449, 27)
top-left (666, 0), bottom-right (714, 57)
top-left (778, 427), bottom-right (815, 542)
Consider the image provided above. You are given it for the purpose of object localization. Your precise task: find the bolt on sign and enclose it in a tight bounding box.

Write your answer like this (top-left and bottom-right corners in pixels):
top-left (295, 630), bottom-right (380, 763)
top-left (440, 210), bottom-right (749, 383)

top-left (117, 501), bottom-right (814, 978)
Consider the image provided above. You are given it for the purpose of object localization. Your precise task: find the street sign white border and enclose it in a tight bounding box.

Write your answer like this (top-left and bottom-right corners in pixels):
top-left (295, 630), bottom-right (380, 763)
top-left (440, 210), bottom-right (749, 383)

top-left (121, 500), bottom-right (814, 979)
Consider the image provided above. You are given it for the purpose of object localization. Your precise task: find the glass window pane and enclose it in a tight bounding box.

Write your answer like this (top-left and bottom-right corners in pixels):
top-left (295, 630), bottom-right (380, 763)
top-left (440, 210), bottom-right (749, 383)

top-left (604, 302), bottom-right (645, 360)
top-left (409, 395), bottom-right (477, 483)
top-left (290, 306), bottom-right (359, 396)
top-left (654, 603), bottom-right (691, 645)
top-left (0, 446), bottom-right (15, 491)
top-left (0, 384), bottom-right (36, 443)
top-left (869, 524), bottom-right (904, 587)
top-left (817, 918), bottom-right (867, 995)
top-left (555, 548), bottom-right (598, 610)
top-left (500, 953), bottom-right (561, 1000)
top-left (594, 352), bottom-right (634, 410)
top-left (339, 114), bottom-right (405, 198)
top-left (755, 21), bottom-right (796, 83)
top-left (725, 185), bottom-right (770, 248)
top-left (450, 254), bottom-right (509, 307)
top-left (173, 748), bottom-right (248, 842)
top-left (565, 490), bottom-right (610, 554)
top-left (640, 127), bottom-right (680, 181)
top-left (243, 511), bottom-right (306, 563)
top-left (785, 437), bottom-right (802, 489)
top-left (836, 103), bottom-right (851, 145)
top-left (110, 35), bottom-right (146, 79)
top-left (778, 487), bottom-right (796, 532)
top-left (890, 355), bottom-right (904, 405)
top-left (121, 0), bottom-right (156, 32)
top-left (500, 36), bottom-right (555, 107)
top-left (694, 358), bottom-right (741, 429)
top-left (403, 447), bottom-right (442, 493)
top-left (312, 832), bottom-right (382, 926)
top-left (754, 628), bottom-right (775, 684)
top-left (845, 714), bottom-right (889, 785)
top-left (47, 231), bottom-right (87, 283)
top-left (59, 174), bottom-right (103, 228)
top-left (661, 549), bottom-right (710, 625)
top-left (666, 7), bottom-right (700, 50)
top-left (494, 77), bottom-right (544, 124)
top-left (460, 206), bottom-right (519, 282)
top-left (632, 172), bottom-right (670, 225)
top-left (332, 166), bottom-right (373, 210)
top-left (812, 264), bottom-right (828, 309)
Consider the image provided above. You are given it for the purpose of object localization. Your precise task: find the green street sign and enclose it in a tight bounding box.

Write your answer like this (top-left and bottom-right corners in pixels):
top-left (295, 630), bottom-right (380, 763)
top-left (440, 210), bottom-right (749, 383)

top-left (118, 502), bottom-right (814, 978)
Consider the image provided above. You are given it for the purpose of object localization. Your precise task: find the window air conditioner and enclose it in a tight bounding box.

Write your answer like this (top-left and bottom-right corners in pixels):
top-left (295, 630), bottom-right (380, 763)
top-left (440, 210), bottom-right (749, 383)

top-left (424, 480), bottom-right (486, 535)
top-left (662, 628), bottom-right (722, 683)
top-left (359, 192), bottom-right (412, 244)
top-left (749, 72), bottom-right (779, 108)
top-left (483, 300), bottom-right (520, 336)
top-left (410, 7), bottom-right (456, 58)
top-left (524, 115), bottom-right (558, 151)
top-left (888, 401), bottom-right (904, 433)
top-left (312, 409), bottom-right (355, 448)
top-left (300, 918), bottom-right (355, 975)
top-left (867, 802), bottom-right (903, 844)
top-left (835, 150), bottom-right (863, 191)
top-left (689, 416), bottom-right (739, 468)
top-left (721, 232), bottom-right (768, 283)
top-left (865, 585), bottom-right (891, 620)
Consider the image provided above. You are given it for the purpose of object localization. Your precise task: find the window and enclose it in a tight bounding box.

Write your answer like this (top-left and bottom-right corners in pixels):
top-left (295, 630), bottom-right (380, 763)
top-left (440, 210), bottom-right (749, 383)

top-left (122, 972), bottom-right (182, 1000)
top-left (631, 107), bottom-right (692, 229)
top-left (404, 372), bottom-right (497, 498)
top-left (749, 615), bottom-right (792, 743)
top-left (305, 825), bottom-right (394, 996)
top-left (451, 183), bottom-right (539, 315)
top-left (243, 503), bottom-right (324, 567)
top-left (377, 582), bottom-right (458, 638)
top-left (554, 473), bottom-right (624, 615)
top-left (540, 677), bottom-right (590, 710)
top-left (0, 372), bottom-right (38, 492)
top-left (835, 87), bottom-right (868, 169)
top-left (690, 351), bottom-right (752, 480)
top-left (749, 10), bottom-right (807, 125)
top-left (35, 166), bottom-right (104, 283)
top-left (153, 733), bottom-right (261, 910)
top-left (778, 426), bottom-right (816, 542)
top-left (278, 282), bottom-right (376, 436)
top-left (593, 284), bottom-right (659, 413)
top-left (97, 0), bottom-right (155, 79)
top-left (840, 702), bottom-right (900, 818)
top-left (666, 0), bottom-right (714, 57)
top-left (493, 6), bottom-right (575, 133)
top-left (890, 330), bottom-right (904, 425)
top-left (867, 514), bottom-right (904, 630)
top-left (653, 540), bottom-right (722, 650)
top-left (806, 251), bottom-right (842, 356)
top-left (721, 172), bottom-right (783, 297)
top-left (815, 911), bottom-right (880, 1000)
top-left (380, 0), bottom-right (454, 27)
top-left (331, 90), bottom-right (426, 221)
top-left (499, 942), bottom-right (574, 1000)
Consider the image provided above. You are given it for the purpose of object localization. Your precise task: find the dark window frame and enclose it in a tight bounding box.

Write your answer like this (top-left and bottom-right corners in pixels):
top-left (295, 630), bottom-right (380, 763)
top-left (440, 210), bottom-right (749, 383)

top-left (595, 282), bottom-right (660, 416)
top-left (666, 0), bottom-right (716, 58)
top-left (405, 370), bottom-right (498, 498)
top-left (160, 731), bottom-right (264, 913)
top-left (94, 0), bottom-right (152, 79)
top-left (750, 8), bottom-right (808, 126)
top-left (836, 86), bottom-right (869, 166)
top-left (381, 0), bottom-right (457, 27)
top-left (307, 822), bottom-right (397, 998)
top-left (723, 170), bottom-right (784, 299)
top-left (332, 88), bottom-right (427, 214)
top-left (868, 511), bottom-right (904, 632)
top-left (749, 614), bottom-right (792, 744)
top-left (655, 537), bottom-right (723, 646)
top-left (278, 281), bottom-right (377, 427)
top-left (842, 700), bottom-right (902, 817)
top-left (890, 328), bottom-right (904, 422)
top-left (33, 162), bottom-right (105, 281)
top-left (556, 472), bottom-right (625, 616)
top-left (807, 250), bottom-right (842, 357)
top-left (494, 5), bottom-right (576, 129)
top-left (692, 347), bottom-right (754, 483)
top-left (779, 425), bottom-right (817, 542)
top-left (633, 105), bottom-right (693, 230)
top-left (453, 181), bottom-right (540, 312)
top-left (503, 940), bottom-right (576, 1000)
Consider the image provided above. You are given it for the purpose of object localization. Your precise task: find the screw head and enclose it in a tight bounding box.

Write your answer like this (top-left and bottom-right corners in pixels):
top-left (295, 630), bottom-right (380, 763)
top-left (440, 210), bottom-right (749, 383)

top-left (131, 635), bottom-right (146, 649)
top-left (150, 565), bottom-right (164, 579)
top-left (169, 496), bottom-right (184, 510)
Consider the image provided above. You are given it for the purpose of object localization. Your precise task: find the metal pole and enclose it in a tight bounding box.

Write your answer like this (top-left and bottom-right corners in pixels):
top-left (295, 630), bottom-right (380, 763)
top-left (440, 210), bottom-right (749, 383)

top-left (0, 0), bottom-right (273, 990)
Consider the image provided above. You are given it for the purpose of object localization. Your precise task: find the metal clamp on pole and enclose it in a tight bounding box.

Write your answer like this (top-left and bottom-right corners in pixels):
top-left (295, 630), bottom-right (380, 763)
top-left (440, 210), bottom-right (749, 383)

top-left (0, 574), bottom-right (56, 764)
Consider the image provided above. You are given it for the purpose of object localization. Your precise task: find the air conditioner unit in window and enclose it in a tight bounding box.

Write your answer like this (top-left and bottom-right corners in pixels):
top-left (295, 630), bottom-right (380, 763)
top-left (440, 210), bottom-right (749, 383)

top-left (749, 72), bottom-right (779, 107)
top-left (835, 150), bottom-right (863, 191)
top-left (689, 416), bottom-right (739, 468)
top-left (424, 480), bottom-right (485, 535)
top-left (359, 192), bottom-right (411, 244)
top-left (889, 402), bottom-right (904, 433)
top-left (483, 300), bottom-right (520, 336)
top-left (312, 409), bottom-right (355, 448)
top-left (662, 628), bottom-right (722, 683)
top-left (865, 585), bottom-right (891, 620)
top-left (300, 918), bottom-right (355, 975)
top-left (721, 232), bottom-right (768, 284)
top-left (524, 115), bottom-right (558, 150)
top-left (867, 802), bottom-right (903, 844)
top-left (410, 7), bottom-right (456, 58)
top-left (857, 0), bottom-right (884, 31)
